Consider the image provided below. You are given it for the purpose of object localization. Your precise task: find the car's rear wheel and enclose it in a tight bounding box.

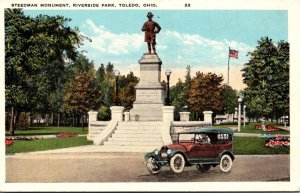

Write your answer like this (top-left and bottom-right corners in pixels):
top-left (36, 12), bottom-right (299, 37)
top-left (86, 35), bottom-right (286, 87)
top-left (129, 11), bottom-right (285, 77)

top-left (196, 164), bottom-right (211, 172)
top-left (170, 154), bottom-right (185, 173)
top-left (146, 157), bottom-right (161, 174)
top-left (219, 154), bottom-right (233, 173)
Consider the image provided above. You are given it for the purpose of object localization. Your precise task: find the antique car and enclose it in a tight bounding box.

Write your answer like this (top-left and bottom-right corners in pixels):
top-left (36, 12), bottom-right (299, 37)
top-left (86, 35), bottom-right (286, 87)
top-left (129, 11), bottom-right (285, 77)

top-left (144, 128), bottom-right (234, 174)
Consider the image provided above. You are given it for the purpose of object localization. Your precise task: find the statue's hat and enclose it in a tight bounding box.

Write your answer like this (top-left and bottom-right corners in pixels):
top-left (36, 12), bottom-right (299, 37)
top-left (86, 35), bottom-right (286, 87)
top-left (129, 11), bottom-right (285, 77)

top-left (147, 12), bottom-right (154, 18)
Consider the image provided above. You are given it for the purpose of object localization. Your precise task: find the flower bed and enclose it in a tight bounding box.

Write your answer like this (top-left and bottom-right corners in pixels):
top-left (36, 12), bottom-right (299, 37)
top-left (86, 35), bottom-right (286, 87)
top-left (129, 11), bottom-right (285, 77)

top-left (56, 132), bottom-right (78, 138)
top-left (5, 136), bottom-right (41, 146)
top-left (255, 125), bottom-right (279, 131)
top-left (265, 136), bottom-right (290, 148)
top-left (6, 136), bottom-right (41, 141)
top-left (5, 138), bottom-right (14, 146)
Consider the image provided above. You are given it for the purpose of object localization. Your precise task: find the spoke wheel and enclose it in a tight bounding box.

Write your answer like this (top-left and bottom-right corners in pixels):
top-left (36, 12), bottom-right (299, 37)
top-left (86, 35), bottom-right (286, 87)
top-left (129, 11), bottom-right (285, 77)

top-left (219, 154), bottom-right (233, 173)
top-left (170, 154), bottom-right (185, 173)
top-left (146, 157), bottom-right (161, 174)
top-left (196, 164), bottom-right (211, 172)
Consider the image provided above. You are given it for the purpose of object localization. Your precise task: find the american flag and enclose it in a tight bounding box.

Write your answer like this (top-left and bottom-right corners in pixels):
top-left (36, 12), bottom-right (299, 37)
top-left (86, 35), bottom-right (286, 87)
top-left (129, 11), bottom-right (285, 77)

top-left (229, 49), bottom-right (238, 59)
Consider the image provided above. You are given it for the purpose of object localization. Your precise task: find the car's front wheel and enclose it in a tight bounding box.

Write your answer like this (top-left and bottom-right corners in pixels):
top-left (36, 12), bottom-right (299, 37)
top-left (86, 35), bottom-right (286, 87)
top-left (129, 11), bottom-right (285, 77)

top-left (219, 154), bottom-right (233, 173)
top-left (170, 154), bottom-right (185, 173)
top-left (196, 164), bottom-right (211, 172)
top-left (146, 157), bottom-right (161, 174)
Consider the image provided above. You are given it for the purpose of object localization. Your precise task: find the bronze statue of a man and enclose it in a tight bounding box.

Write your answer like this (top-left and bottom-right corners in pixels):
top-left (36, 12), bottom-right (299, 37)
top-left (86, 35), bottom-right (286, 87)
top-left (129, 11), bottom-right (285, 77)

top-left (141, 12), bottom-right (161, 54)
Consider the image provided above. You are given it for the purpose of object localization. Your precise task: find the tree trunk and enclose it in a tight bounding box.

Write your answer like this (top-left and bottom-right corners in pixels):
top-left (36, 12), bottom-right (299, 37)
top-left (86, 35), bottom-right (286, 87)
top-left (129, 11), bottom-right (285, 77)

top-left (72, 117), bottom-right (75, 127)
top-left (82, 115), bottom-right (84, 132)
top-left (50, 112), bottom-right (54, 126)
top-left (45, 114), bottom-right (49, 126)
top-left (9, 106), bottom-right (15, 136)
top-left (57, 113), bottom-right (60, 127)
top-left (28, 112), bottom-right (31, 127)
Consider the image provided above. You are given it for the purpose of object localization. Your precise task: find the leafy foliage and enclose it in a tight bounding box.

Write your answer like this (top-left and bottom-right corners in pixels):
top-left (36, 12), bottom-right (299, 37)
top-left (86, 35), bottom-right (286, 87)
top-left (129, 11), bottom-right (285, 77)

top-left (220, 85), bottom-right (238, 114)
top-left (5, 9), bottom-right (83, 134)
top-left (170, 65), bottom-right (192, 120)
top-left (242, 37), bottom-right (289, 119)
top-left (119, 72), bottom-right (139, 110)
top-left (188, 72), bottom-right (223, 114)
top-left (64, 70), bottom-right (100, 118)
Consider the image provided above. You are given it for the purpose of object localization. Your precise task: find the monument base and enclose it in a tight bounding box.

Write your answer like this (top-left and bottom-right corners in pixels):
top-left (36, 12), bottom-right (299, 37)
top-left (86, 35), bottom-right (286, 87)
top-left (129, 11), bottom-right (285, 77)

top-left (130, 103), bottom-right (163, 121)
top-left (129, 53), bottom-right (165, 121)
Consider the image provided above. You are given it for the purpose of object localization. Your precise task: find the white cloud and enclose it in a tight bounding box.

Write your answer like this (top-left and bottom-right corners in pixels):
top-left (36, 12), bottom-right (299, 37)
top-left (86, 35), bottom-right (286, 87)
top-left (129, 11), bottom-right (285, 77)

top-left (84, 19), bottom-right (144, 55)
top-left (147, 30), bottom-right (254, 71)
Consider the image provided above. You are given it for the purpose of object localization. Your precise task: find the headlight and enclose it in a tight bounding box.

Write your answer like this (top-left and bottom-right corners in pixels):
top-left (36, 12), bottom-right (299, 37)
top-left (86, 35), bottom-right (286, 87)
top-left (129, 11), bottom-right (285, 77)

top-left (167, 149), bottom-right (172, 154)
top-left (154, 150), bottom-right (159, 155)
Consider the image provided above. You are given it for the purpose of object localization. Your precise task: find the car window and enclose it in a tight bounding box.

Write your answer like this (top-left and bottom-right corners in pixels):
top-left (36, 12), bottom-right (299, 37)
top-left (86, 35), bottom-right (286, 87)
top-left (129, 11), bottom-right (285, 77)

top-left (216, 133), bottom-right (231, 144)
top-left (195, 134), bottom-right (211, 144)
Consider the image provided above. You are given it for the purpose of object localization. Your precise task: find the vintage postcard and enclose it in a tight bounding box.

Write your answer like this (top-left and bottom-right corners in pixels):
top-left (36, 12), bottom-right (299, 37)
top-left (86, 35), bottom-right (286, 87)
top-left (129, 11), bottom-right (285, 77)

top-left (1, 0), bottom-right (300, 191)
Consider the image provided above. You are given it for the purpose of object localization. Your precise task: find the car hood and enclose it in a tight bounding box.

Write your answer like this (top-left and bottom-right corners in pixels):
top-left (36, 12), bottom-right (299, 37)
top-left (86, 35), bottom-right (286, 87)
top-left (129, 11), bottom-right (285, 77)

top-left (164, 143), bottom-right (191, 152)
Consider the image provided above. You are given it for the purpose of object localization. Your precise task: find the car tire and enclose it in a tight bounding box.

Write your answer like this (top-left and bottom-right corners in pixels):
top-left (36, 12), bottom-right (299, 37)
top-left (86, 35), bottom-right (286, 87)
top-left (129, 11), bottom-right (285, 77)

top-left (196, 164), bottom-right (211, 172)
top-left (170, 154), bottom-right (185, 173)
top-left (219, 154), bottom-right (233, 173)
top-left (146, 157), bottom-right (161, 174)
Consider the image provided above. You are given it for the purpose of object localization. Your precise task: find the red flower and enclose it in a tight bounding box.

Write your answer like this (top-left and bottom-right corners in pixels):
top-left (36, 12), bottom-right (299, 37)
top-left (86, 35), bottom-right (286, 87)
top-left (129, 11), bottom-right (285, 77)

top-left (5, 138), bottom-right (14, 146)
top-left (56, 132), bottom-right (78, 138)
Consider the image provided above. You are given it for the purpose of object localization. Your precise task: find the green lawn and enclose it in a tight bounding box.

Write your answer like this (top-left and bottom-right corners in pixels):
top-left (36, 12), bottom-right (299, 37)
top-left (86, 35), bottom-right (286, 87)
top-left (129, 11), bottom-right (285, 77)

top-left (214, 122), bottom-right (289, 134)
top-left (233, 137), bottom-right (289, 155)
top-left (6, 136), bottom-right (92, 154)
top-left (5, 126), bottom-right (88, 136)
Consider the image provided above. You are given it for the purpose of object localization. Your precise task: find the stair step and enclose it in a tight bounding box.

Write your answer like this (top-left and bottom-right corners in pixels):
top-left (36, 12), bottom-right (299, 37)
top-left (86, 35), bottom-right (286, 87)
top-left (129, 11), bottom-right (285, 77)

top-left (118, 122), bottom-right (163, 126)
top-left (115, 126), bottom-right (162, 130)
top-left (107, 137), bottom-right (162, 142)
top-left (114, 129), bottom-right (161, 134)
top-left (103, 141), bottom-right (163, 146)
top-left (112, 133), bottom-right (161, 138)
top-left (93, 145), bottom-right (159, 152)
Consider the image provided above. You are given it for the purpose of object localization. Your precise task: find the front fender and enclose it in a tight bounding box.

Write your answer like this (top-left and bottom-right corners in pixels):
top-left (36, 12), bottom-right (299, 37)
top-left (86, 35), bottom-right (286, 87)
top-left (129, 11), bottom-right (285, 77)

top-left (169, 150), bottom-right (190, 164)
top-left (144, 151), bottom-right (155, 161)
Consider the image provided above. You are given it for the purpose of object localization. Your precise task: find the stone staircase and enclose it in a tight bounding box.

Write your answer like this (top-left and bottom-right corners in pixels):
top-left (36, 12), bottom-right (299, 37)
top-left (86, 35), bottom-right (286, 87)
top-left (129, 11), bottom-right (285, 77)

top-left (87, 121), bottom-right (108, 141)
top-left (100, 121), bottom-right (164, 152)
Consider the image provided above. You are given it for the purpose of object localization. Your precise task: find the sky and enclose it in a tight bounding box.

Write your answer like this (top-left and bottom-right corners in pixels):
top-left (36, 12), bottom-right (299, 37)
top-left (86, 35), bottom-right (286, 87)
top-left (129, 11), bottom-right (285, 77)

top-left (24, 10), bottom-right (288, 90)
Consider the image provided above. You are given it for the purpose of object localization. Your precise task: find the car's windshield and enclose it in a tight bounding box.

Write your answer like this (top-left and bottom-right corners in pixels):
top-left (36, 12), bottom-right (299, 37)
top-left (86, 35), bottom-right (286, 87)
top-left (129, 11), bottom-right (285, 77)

top-left (178, 134), bottom-right (195, 143)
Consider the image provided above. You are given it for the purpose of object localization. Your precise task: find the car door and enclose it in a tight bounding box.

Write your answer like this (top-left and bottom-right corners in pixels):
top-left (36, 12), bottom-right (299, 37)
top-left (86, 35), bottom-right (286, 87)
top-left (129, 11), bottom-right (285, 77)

top-left (186, 134), bottom-right (215, 161)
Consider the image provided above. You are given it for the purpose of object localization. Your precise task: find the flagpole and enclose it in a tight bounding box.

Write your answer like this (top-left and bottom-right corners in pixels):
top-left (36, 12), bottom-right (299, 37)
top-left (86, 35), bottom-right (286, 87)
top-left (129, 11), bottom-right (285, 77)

top-left (227, 47), bottom-right (230, 86)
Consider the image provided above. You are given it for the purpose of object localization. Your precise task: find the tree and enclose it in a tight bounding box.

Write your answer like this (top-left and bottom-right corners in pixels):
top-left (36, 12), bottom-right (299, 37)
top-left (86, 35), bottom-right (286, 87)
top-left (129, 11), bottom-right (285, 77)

top-left (95, 63), bottom-right (105, 84)
top-left (64, 70), bottom-right (100, 127)
top-left (93, 62), bottom-right (115, 120)
top-left (170, 79), bottom-right (186, 120)
top-left (242, 37), bottom-right (289, 121)
top-left (188, 72), bottom-right (223, 120)
top-left (170, 66), bottom-right (192, 120)
top-left (220, 85), bottom-right (238, 114)
top-left (118, 71), bottom-right (139, 110)
top-left (5, 9), bottom-right (83, 135)
top-left (67, 54), bottom-right (95, 79)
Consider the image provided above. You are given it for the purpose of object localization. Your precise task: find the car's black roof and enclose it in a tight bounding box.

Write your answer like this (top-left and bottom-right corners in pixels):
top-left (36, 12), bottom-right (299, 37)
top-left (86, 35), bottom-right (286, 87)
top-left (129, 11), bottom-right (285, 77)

top-left (178, 127), bottom-right (234, 135)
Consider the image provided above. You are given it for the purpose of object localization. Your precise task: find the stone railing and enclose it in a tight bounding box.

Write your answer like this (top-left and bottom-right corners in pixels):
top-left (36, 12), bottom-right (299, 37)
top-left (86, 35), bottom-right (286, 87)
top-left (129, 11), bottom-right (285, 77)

top-left (93, 120), bottom-right (118, 145)
top-left (88, 106), bottom-right (124, 144)
top-left (87, 121), bottom-right (109, 140)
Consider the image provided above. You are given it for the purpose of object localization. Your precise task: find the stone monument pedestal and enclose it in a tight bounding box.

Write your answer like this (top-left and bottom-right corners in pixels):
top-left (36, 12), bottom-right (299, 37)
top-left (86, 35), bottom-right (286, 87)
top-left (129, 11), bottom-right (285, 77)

top-left (130, 54), bottom-right (165, 121)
